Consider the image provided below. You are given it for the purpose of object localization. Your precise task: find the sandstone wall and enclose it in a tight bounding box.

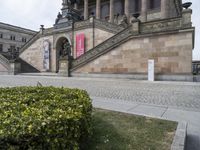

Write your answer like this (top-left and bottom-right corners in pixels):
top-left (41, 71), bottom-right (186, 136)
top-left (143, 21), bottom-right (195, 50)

top-left (73, 28), bottom-right (114, 58)
top-left (19, 27), bottom-right (114, 72)
top-left (74, 31), bottom-right (193, 75)
top-left (19, 35), bottom-right (54, 72)
top-left (147, 11), bottom-right (161, 21)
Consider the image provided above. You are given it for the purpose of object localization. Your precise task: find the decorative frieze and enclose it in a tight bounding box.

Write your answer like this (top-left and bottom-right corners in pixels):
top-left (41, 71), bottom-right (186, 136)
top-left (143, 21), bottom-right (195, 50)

top-left (94, 19), bottom-right (124, 33)
top-left (140, 18), bottom-right (182, 34)
top-left (74, 19), bottom-right (124, 34)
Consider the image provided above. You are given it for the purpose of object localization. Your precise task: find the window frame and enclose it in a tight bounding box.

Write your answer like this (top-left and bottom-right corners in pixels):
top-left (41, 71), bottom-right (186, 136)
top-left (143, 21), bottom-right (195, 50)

top-left (10, 35), bottom-right (16, 41)
top-left (0, 44), bottom-right (3, 52)
top-left (0, 33), bottom-right (3, 39)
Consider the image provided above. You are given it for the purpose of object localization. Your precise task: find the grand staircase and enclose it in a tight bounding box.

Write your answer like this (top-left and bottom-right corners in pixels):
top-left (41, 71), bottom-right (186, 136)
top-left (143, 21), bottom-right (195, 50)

top-left (19, 32), bottom-right (40, 54)
top-left (70, 26), bottom-right (134, 71)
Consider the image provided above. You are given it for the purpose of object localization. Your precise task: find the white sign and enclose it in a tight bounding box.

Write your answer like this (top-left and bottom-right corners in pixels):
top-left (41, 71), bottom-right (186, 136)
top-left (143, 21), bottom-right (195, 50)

top-left (148, 59), bottom-right (154, 81)
top-left (43, 41), bottom-right (50, 71)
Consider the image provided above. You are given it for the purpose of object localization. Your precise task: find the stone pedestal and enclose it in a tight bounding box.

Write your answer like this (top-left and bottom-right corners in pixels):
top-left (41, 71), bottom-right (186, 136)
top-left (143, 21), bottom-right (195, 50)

top-left (58, 58), bottom-right (69, 76)
top-left (182, 9), bottom-right (192, 28)
top-left (131, 19), bottom-right (140, 34)
top-left (9, 60), bottom-right (21, 75)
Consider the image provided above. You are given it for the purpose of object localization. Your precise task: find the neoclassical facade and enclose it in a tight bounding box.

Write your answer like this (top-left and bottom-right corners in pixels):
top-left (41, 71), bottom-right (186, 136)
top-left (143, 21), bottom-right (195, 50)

top-left (0, 22), bottom-right (36, 58)
top-left (68, 0), bottom-right (180, 22)
top-left (0, 0), bottom-right (195, 81)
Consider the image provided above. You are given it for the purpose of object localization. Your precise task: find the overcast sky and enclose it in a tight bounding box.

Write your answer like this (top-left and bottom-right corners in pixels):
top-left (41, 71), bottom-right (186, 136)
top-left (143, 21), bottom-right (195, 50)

top-left (0, 0), bottom-right (199, 60)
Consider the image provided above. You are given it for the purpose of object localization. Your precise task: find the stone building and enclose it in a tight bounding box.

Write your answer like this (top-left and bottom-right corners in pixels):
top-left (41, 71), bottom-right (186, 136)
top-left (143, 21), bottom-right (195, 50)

top-left (0, 0), bottom-right (195, 81)
top-left (0, 22), bottom-right (36, 59)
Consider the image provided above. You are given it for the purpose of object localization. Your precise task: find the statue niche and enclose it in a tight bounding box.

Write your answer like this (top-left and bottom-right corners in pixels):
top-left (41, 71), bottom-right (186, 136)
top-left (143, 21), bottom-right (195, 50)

top-left (59, 39), bottom-right (71, 59)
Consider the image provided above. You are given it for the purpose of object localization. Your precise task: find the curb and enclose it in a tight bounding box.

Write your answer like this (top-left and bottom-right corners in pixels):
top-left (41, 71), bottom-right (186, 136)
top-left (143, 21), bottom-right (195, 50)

top-left (171, 121), bottom-right (187, 150)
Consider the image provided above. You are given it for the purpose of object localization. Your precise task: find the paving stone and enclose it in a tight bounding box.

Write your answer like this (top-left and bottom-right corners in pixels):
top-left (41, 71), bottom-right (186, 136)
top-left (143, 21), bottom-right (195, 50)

top-left (128, 104), bottom-right (167, 117)
top-left (0, 75), bottom-right (200, 150)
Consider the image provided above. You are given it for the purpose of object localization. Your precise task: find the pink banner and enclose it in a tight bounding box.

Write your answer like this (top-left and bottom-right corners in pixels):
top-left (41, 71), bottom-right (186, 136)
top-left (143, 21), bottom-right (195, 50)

top-left (76, 33), bottom-right (85, 58)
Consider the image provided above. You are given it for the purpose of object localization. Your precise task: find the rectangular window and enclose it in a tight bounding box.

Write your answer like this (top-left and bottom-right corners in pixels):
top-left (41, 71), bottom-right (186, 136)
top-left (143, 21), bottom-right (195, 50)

top-left (10, 35), bottom-right (16, 41)
top-left (10, 45), bottom-right (16, 52)
top-left (0, 33), bottom-right (3, 38)
top-left (0, 44), bottom-right (3, 52)
top-left (22, 37), bottom-right (27, 42)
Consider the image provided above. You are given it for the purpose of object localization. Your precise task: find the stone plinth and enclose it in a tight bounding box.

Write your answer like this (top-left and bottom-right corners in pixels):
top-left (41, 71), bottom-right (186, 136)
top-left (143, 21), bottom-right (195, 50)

top-left (9, 60), bottom-right (21, 75)
top-left (58, 58), bottom-right (69, 76)
top-left (182, 9), bottom-right (192, 28)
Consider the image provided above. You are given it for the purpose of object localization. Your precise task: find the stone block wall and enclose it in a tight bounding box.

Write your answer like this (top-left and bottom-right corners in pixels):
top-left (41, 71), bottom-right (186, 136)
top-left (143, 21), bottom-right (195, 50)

top-left (19, 35), bottom-right (54, 72)
top-left (147, 10), bottom-right (161, 21)
top-left (19, 27), bottom-right (114, 73)
top-left (73, 30), bottom-right (193, 75)
top-left (73, 28), bottom-right (114, 58)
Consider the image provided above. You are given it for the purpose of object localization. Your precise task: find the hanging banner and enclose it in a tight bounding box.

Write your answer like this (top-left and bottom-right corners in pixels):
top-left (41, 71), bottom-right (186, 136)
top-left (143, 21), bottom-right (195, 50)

top-left (76, 33), bottom-right (85, 58)
top-left (43, 41), bottom-right (50, 71)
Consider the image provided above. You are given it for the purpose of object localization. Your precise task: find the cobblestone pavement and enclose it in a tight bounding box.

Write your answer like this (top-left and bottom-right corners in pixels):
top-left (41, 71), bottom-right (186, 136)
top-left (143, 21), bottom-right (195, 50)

top-left (0, 75), bottom-right (200, 111)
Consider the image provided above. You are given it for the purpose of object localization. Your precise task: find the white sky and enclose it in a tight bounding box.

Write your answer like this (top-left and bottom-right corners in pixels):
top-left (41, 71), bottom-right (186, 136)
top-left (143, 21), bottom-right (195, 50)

top-left (0, 0), bottom-right (199, 60)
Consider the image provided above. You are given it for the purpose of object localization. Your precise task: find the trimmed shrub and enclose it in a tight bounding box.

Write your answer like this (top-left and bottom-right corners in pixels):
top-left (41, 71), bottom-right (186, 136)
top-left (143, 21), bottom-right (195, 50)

top-left (0, 86), bottom-right (92, 150)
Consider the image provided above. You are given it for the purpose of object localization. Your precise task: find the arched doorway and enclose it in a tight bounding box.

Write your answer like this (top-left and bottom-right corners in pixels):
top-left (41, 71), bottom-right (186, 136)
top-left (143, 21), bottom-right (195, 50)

top-left (55, 37), bottom-right (71, 73)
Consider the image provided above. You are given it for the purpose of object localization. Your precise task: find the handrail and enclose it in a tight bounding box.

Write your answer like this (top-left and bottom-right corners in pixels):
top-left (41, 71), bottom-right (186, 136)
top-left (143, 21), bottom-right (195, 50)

top-left (19, 32), bottom-right (40, 54)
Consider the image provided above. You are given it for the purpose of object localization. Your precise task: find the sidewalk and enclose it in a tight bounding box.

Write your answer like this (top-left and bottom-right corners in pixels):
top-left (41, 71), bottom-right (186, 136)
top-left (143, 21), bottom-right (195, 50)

top-left (92, 97), bottom-right (200, 150)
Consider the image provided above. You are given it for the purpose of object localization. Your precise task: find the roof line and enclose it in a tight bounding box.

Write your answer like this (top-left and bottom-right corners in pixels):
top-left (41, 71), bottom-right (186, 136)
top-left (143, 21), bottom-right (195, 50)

top-left (0, 21), bottom-right (37, 33)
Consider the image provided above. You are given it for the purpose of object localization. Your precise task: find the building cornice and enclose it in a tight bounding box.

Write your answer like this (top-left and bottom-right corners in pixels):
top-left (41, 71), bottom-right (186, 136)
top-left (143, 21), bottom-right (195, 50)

top-left (0, 22), bottom-right (37, 35)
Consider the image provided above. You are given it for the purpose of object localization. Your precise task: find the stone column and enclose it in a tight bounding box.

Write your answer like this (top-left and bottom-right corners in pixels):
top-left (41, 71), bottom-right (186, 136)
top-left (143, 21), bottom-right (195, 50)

top-left (141, 0), bottom-right (147, 22)
top-left (74, 3), bottom-right (78, 9)
top-left (109, 0), bottom-right (114, 23)
top-left (124, 0), bottom-right (130, 19)
top-left (84, 0), bottom-right (89, 20)
top-left (96, 0), bottom-right (101, 19)
top-left (161, 0), bottom-right (168, 19)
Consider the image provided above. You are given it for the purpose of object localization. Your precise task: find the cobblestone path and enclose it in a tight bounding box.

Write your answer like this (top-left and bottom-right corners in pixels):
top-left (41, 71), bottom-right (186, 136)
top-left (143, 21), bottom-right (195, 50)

top-left (0, 75), bottom-right (200, 111)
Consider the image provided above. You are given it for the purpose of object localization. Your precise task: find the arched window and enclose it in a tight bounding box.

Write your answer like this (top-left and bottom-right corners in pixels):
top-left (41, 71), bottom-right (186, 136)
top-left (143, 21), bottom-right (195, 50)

top-left (148, 0), bottom-right (161, 10)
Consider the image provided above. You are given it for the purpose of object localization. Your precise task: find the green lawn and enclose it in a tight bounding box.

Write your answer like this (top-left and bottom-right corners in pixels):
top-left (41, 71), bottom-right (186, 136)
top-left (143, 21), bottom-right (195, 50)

top-left (84, 109), bottom-right (177, 150)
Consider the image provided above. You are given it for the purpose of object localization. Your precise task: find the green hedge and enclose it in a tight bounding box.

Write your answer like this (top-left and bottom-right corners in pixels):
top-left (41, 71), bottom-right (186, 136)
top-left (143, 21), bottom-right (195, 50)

top-left (0, 86), bottom-right (92, 150)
